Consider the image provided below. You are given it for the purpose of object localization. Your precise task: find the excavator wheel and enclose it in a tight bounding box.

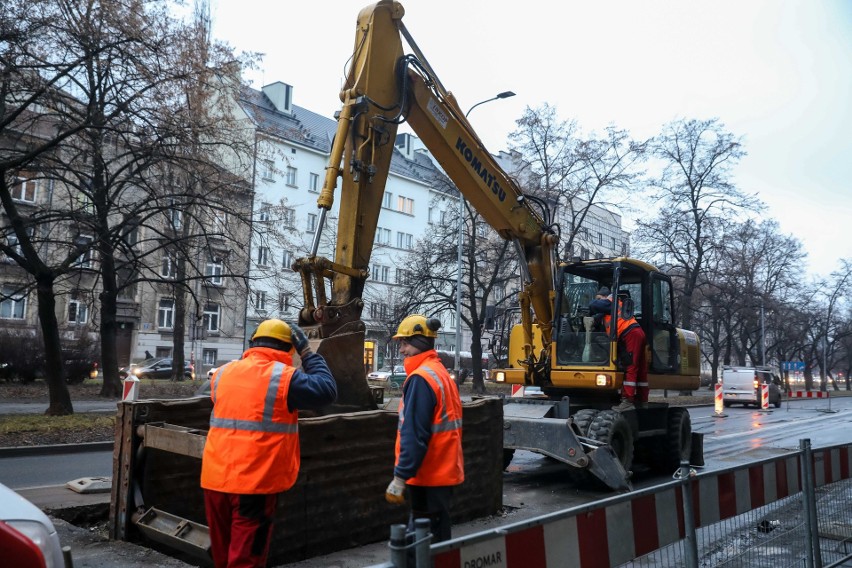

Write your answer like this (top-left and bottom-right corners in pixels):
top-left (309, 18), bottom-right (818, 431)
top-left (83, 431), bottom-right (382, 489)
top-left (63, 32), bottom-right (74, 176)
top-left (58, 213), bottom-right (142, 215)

top-left (652, 407), bottom-right (692, 473)
top-left (570, 409), bottom-right (599, 437)
top-left (587, 410), bottom-right (634, 473)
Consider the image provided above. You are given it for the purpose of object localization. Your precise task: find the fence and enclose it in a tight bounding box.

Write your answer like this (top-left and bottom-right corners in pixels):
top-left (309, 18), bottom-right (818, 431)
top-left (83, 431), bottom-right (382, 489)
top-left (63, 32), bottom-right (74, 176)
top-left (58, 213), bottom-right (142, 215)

top-left (370, 439), bottom-right (852, 568)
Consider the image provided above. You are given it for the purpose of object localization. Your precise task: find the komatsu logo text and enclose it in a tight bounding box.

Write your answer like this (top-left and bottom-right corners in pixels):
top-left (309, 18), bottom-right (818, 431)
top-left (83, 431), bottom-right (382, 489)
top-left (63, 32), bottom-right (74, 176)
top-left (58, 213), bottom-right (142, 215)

top-left (455, 137), bottom-right (506, 202)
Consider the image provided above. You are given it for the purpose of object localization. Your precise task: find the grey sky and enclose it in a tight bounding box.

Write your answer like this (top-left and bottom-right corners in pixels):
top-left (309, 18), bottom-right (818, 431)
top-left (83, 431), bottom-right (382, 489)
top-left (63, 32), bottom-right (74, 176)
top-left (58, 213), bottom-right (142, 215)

top-left (210, 0), bottom-right (851, 277)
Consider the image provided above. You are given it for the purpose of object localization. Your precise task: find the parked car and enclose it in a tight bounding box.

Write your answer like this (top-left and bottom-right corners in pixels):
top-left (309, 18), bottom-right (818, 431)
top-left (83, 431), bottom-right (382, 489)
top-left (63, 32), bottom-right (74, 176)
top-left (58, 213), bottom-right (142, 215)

top-left (120, 357), bottom-right (194, 380)
top-left (0, 481), bottom-right (68, 567)
top-left (722, 366), bottom-right (782, 408)
top-left (368, 365), bottom-right (406, 387)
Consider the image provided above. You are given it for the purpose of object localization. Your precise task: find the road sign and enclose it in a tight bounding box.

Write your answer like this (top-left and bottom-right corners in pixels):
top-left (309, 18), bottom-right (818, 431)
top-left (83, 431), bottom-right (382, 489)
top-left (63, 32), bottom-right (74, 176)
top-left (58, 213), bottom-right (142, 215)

top-left (782, 361), bottom-right (805, 371)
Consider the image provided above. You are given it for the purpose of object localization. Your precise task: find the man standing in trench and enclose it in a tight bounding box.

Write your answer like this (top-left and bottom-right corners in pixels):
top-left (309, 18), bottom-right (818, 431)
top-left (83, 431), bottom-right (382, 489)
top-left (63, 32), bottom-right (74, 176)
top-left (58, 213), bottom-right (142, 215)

top-left (385, 314), bottom-right (465, 543)
top-left (201, 319), bottom-right (337, 567)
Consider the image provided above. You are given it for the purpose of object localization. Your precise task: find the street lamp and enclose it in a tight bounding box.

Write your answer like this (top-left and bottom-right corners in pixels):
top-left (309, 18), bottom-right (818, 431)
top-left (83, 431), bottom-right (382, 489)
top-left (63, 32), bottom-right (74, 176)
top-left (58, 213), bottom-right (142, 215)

top-left (454, 90), bottom-right (516, 376)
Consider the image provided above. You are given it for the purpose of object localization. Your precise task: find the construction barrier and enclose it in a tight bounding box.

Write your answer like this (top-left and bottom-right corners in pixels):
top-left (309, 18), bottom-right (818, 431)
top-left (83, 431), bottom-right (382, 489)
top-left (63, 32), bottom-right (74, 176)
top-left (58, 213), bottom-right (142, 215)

top-left (760, 383), bottom-right (769, 411)
top-left (713, 382), bottom-right (726, 417)
top-left (417, 442), bottom-right (852, 568)
top-left (787, 389), bottom-right (835, 413)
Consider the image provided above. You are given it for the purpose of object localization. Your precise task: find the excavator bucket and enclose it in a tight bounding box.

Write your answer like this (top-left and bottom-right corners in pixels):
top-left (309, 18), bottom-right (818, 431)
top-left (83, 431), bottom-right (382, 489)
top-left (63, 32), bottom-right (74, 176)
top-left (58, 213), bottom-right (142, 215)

top-left (309, 329), bottom-right (378, 414)
top-left (586, 446), bottom-right (633, 492)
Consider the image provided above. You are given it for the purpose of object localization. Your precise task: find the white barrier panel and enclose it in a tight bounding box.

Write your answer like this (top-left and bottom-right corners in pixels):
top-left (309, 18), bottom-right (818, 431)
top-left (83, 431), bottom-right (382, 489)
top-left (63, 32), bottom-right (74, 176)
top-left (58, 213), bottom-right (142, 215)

top-left (432, 444), bottom-right (852, 567)
top-left (122, 376), bottom-right (140, 401)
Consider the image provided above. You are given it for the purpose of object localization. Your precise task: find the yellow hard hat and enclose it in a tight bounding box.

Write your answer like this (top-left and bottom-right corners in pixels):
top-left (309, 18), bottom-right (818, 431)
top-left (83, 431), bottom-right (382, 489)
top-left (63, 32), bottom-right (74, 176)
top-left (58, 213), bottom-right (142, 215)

top-left (251, 319), bottom-right (292, 343)
top-left (393, 314), bottom-right (440, 339)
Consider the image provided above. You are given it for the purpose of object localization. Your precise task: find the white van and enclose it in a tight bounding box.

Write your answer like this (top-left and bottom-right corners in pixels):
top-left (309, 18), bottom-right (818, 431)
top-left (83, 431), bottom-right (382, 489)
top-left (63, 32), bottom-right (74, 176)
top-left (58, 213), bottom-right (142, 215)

top-left (722, 366), bottom-right (782, 408)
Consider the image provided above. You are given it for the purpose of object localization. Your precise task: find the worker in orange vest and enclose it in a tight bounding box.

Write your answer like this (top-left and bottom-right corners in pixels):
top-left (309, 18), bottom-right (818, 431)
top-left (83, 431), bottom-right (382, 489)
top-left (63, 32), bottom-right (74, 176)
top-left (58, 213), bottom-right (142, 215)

top-left (385, 314), bottom-right (464, 543)
top-left (589, 287), bottom-right (649, 411)
top-left (201, 319), bottom-right (337, 568)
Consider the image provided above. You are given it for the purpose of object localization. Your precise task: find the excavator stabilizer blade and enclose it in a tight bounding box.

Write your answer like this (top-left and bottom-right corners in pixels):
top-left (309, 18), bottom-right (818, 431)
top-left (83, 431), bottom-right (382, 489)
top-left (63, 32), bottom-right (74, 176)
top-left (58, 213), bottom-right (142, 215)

top-left (310, 330), bottom-right (378, 414)
top-left (586, 446), bottom-right (633, 492)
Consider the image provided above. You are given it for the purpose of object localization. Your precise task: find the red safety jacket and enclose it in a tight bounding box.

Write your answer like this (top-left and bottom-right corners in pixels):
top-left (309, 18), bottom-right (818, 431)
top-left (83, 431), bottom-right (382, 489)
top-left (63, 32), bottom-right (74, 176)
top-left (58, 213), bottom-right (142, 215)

top-left (603, 297), bottom-right (641, 339)
top-left (395, 350), bottom-right (464, 487)
top-left (201, 347), bottom-right (300, 494)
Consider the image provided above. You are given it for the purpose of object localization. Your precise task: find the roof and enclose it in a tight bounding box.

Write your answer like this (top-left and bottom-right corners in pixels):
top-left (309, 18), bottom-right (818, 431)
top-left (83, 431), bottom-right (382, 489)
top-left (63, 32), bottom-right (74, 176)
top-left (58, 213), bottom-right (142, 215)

top-left (239, 86), bottom-right (451, 189)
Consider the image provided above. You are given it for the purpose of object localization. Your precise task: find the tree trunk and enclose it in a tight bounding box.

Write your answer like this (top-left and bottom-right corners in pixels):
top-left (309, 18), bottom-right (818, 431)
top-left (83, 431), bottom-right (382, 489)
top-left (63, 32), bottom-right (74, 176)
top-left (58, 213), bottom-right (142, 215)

top-left (98, 250), bottom-right (122, 397)
top-left (36, 276), bottom-right (73, 415)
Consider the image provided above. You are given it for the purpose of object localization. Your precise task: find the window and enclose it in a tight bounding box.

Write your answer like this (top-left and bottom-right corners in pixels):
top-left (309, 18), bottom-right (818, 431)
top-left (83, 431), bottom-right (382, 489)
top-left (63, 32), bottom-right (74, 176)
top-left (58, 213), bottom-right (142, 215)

top-left (205, 256), bottom-right (223, 285)
top-left (375, 227), bottom-right (391, 245)
top-left (396, 196), bottom-right (414, 214)
top-left (262, 159), bottom-right (275, 181)
top-left (203, 349), bottom-right (217, 365)
top-left (611, 236), bottom-right (617, 250)
top-left (74, 235), bottom-right (94, 268)
top-left (5, 227), bottom-right (34, 259)
top-left (211, 210), bottom-right (227, 233)
top-left (309, 172), bottom-right (319, 192)
top-left (383, 192), bottom-right (393, 209)
top-left (278, 293), bottom-right (291, 313)
top-left (255, 290), bottom-right (267, 311)
top-left (203, 303), bottom-right (220, 332)
top-left (396, 232), bottom-right (413, 249)
top-left (257, 246), bottom-right (270, 267)
top-left (161, 251), bottom-right (177, 279)
top-left (307, 214), bottom-right (317, 232)
top-left (282, 207), bottom-right (295, 227)
top-left (395, 268), bottom-right (411, 285)
top-left (68, 299), bottom-right (88, 324)
top-left (158, 298), bottom-right (175, 329)
top-left (428, 207), bottom-right (435, 224)
top-left (286, 166), bottom-right (297, 186)
top-left (476, 222), bottom-right (487, 237)
top-left (598, 232), bottom-right (603, 246)
top-left (167, 200), bottom-right (183, 231)
top-left (258, 203), bottom-right (271, 222)
top-left (0, 285), bottom-right (27, 319)
top-left (11, 175), bottom-right (37, 203)
top-left (282, 250), bottom-right (293, 270)
top-left (371, 265), bottom-right (390, 282)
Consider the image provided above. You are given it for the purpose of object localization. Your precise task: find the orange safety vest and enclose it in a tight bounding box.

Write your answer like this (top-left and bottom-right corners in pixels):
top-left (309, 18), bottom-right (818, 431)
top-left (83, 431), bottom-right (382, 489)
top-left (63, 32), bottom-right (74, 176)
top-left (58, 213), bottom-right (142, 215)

top-left (603, 297), bottom-right (640, 339)
top-left (395, 350), bottom-right (465, 487)
top-left (201, 347), bottom-right (300, 494)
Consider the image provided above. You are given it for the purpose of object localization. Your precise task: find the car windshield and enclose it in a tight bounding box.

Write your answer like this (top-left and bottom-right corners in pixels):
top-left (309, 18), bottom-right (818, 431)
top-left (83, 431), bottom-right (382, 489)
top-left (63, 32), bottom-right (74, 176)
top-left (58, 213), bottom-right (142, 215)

top-left (393, 366), bottom-right (404, 373)
top-left (138, 357), bottom-right (164, 367)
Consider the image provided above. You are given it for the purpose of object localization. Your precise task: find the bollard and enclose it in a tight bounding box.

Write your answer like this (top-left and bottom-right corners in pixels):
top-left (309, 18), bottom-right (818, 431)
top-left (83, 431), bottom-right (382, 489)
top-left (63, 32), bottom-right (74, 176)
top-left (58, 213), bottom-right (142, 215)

top-left (760, 384), bottom-right (770, 411)
top-left (122, 375), bottom-right (140, 401)
top-left (414, 518), bottom-right (431, 567)
top-left (713, 382), bottom-right (727, 417)
top-left (389, 524), bottom-right (408, 568)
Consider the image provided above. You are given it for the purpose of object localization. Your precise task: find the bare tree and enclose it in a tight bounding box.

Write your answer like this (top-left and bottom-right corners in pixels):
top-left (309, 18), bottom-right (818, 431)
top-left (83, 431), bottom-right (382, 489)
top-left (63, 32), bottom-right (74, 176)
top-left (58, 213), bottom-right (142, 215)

top-left (508, 104), bottom-right (646, 259)
top-left (633, 118), bottom-right (759, 330)
top-left (1, 0), bottom-right (255, 405)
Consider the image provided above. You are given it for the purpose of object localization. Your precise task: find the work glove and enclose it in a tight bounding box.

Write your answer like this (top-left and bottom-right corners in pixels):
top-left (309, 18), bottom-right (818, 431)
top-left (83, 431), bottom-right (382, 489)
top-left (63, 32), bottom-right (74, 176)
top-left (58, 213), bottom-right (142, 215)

top-left (290, 324), bottom-right (311, 357)
top-left (385, 476), bottom-right (406, 505)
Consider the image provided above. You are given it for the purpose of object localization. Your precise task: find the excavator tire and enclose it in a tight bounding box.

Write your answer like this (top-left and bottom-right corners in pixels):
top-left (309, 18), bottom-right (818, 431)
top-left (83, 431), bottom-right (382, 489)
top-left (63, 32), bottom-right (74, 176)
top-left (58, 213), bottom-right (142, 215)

top-left (570, 409), bottom-right (599, 437)
top-left (652, 407), bottom-right (692, 473)
top-left (587, 410), bottom-right (634, 473)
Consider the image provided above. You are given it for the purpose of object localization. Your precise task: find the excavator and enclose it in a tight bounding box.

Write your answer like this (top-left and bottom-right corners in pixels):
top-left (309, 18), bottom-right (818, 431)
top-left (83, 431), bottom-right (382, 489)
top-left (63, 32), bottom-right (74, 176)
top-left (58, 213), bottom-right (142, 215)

top-left (294, 0), bottom-right (703, 490)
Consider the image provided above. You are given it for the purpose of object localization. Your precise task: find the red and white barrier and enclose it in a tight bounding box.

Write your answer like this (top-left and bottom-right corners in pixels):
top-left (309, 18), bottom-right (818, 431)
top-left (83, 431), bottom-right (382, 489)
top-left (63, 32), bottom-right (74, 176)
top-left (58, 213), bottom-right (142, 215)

top-left (714, 383), bottom-right (726, 417)
top-left (511, 385), bottom-right (524, 397)
top-left (122, 376), bottom-right (140, 401)
top-left (760, 384), bottom-right (769, 410)
top-left (432, 444), bottom-right (852, 567)
top-left (787, 390), bottom-right (830, 399)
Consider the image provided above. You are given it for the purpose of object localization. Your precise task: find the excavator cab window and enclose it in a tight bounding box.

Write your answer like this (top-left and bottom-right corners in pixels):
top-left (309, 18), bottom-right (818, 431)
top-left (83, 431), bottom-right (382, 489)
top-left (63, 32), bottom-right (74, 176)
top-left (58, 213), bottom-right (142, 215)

top-left (554, 273), bottom-right (609, 366)
top-left (649, 274), bottom-right (678, 372)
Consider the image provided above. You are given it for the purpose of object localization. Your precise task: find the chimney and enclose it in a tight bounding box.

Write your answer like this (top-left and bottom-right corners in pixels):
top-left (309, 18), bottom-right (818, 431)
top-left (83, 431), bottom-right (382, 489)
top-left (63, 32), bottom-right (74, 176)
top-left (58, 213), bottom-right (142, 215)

top-left (262, 82), bottom-right (293, 115)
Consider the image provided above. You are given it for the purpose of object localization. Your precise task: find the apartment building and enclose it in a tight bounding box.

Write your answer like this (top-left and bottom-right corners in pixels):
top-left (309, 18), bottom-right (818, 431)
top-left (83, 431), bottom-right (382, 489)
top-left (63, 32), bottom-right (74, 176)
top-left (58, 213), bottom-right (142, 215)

top-left (236, 82), bottom-right (459, 368)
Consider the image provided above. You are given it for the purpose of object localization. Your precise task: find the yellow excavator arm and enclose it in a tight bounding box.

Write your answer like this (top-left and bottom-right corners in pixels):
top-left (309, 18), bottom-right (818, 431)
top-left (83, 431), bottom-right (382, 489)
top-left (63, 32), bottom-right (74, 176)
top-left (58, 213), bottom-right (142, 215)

top-left (295, 0), bottom-right (558, 400)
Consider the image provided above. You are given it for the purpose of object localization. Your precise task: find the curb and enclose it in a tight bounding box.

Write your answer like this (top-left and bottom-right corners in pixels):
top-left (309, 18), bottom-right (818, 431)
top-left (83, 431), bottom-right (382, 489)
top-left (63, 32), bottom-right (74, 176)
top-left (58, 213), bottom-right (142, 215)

top-left (0, 441), bottom-right (113, 458)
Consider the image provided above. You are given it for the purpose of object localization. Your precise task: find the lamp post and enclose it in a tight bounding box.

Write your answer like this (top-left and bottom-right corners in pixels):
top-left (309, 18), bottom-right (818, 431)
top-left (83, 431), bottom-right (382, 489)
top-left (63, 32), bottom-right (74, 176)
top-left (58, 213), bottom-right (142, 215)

top-left (454, 91), bottom-right (516, 376)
